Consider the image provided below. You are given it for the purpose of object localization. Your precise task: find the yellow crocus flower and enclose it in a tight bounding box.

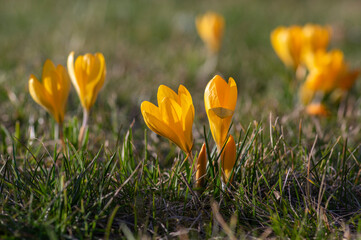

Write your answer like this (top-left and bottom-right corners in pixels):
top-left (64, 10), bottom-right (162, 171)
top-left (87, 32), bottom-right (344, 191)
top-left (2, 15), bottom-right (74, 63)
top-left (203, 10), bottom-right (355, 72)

top-left (195, 143), bottom-right (207, 188)
top-left (141, 85), bottom-right (194, 154)
top-left (204, 75), bottom-right (237, 150)
top-left (67, 51), bottom-right (106, 112)
top-left (29, 59), bottom-right (71, 124)
top-left (221, 135), bottom-right (236, 183)
top-left (196, 12), bottom-right (225, 53)
top-left (304, 49), bottom-right (359, 92)
top-left (271, 25), bottom-right (304, 69)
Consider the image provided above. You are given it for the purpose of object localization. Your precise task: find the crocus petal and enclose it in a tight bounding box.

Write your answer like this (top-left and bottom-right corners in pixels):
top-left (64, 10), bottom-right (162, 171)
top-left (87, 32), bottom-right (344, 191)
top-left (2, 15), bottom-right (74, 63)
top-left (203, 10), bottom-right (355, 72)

top-left (89, 53), bottom-right (106, 108)
top-left (157, 85), bottom-right (179, 104)
top-left (141, 101), bottom-right (187, 152)
top-left (42, 59), bottom-right (56, 80)
top-left (221, 135), bottom-right (236, 183)
top-left (305, 103), bottom-right (329, 117)
top-left (160, 97), bottom-right (183, 126)
top-left (29, 75), bottom-right (55, 116)
top-left (195, 143), bottom-right (207, 188)
top-left (207, 108), bottom-right (232, 150)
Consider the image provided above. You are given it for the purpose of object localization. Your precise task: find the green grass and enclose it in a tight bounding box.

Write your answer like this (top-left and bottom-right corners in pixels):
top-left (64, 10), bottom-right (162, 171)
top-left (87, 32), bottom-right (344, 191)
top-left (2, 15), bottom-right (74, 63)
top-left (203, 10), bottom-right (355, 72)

top-left (1, 0), bottom-right (361, 238)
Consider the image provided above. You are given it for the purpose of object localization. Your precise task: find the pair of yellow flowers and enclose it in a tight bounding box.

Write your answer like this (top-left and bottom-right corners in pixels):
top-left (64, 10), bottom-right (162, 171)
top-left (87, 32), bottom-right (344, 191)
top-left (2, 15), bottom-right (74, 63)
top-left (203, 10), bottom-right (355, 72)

top-left (141, 75), bottom-right (237, 184)
top-left (29, 52), bottom-right (106, 126)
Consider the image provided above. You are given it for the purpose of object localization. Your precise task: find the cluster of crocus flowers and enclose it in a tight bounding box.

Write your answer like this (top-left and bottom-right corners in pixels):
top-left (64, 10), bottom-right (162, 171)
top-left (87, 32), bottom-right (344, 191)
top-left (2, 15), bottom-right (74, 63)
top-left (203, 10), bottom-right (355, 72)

top-left (271, 24), bottom-right (331, 71)
top-left (28, 51), bottom-right (106, 146)
top-left (140, 75), bottom-right (238, 187)
top-left (196, 12), bottom-right (225, 54)
top-left (271, 24), bottom-right (359, 116)
top-left (141, 85), bottom-right (194, 155)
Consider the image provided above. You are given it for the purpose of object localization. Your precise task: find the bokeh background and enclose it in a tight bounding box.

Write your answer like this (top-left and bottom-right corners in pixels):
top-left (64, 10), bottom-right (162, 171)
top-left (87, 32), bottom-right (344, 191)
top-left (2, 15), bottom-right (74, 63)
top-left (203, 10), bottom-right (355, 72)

top-left (1, 0), bottom-right (361, 152)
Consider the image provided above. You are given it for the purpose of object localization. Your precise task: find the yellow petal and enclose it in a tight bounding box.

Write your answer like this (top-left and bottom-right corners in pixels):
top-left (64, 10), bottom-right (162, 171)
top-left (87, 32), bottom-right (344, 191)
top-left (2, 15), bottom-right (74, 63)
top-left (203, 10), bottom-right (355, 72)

top-left (141, 101), bottom-right (187, 152)
top-left (160, 97), bottom-right (183, 125)
top-left (29, 75), bottom-right (56, 120)
top-left (88, 53), bottom-right (106, 108)
top-left (305, 103), bottom-right (329, 117)
top-left (221, 135), bottom-right (236, 183)
top-left (178, 85), bottom-right (194, 111)
top-left (195, 143), bottom-right (207, 188)
top-left (157, 85), bottom-right (178, 104)
top-left (67, 51), bottom-right (82, 98)
top-left (207, 109), bottom-right (232, 150)
top-left (182, 103), bottom-right (194, 152)
top-left (42, 59), bottom-right (56, 80)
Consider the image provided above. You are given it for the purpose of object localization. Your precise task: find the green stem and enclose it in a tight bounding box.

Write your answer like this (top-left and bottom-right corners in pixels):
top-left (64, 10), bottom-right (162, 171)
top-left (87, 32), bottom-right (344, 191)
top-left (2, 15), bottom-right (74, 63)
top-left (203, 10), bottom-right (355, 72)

top-left (59, 122), bottom-right (65, 150)
top-left (78, 108), bottom-right (89, 146)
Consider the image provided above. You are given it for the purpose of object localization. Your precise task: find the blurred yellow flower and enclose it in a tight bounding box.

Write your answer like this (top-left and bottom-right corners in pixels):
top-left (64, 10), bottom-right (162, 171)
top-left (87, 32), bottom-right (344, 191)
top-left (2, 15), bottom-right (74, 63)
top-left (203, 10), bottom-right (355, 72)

top-left (304, 49), bottom-right (359, 93)
top-left (141, 85), bottom-right (194, 154)
top-left (196, 12), bottom-right (225, 53)
top-left (305, 103), bottom-right (329, 117)
top-left (221, 135), bottom-right (236, 183)
top-left (29, 60), bottom-right (71, 123)
top-left (204, 75), bottom-right (237, 150)
top-left (67, 51), bottom-right (106, 112)
top-left (271, 25), bottom-right (304, 69)
top-left (195, 143), bottom-right (207, 188)
top-left (271, 24), bottom-right (331, 70)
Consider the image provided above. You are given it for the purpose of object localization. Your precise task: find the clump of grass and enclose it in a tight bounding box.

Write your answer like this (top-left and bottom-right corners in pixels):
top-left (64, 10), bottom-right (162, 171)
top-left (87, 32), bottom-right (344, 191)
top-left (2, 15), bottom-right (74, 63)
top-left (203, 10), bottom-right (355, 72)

top-left (1, 118), bottom-right (361, 238)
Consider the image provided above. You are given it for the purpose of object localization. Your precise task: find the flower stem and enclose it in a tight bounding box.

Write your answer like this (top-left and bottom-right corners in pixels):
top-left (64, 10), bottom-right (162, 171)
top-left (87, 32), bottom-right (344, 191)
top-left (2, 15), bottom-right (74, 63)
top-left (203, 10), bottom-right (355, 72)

top-left (78, 108), bottom-right (89, 146)
top-left (59, 122), bottom-right (65, 150)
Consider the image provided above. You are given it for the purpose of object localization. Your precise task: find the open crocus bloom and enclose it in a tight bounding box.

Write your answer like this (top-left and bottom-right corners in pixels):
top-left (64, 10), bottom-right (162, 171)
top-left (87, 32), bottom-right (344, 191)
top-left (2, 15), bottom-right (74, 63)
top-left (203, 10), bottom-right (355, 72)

top-left (204, 75), bottom-right (237, 150)
top-left (304, 49), bottom-right (359, 93)
top-left (196, 12), bottom-right (225, 53)
top-left (67, 51), bottom-right (106, 111)
top-left (221, 135), bottom-right (236, 183)
top-left (141, 85), bottom-right (194, 154)
top-left (29, 60), bottom-right (71, 123)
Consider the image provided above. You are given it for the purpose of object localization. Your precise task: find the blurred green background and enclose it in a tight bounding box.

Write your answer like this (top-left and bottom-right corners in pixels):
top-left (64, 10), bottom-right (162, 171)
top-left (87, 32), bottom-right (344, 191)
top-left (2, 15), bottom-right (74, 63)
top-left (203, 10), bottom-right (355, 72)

top-left (1, 0), bottom-right (361, 149)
